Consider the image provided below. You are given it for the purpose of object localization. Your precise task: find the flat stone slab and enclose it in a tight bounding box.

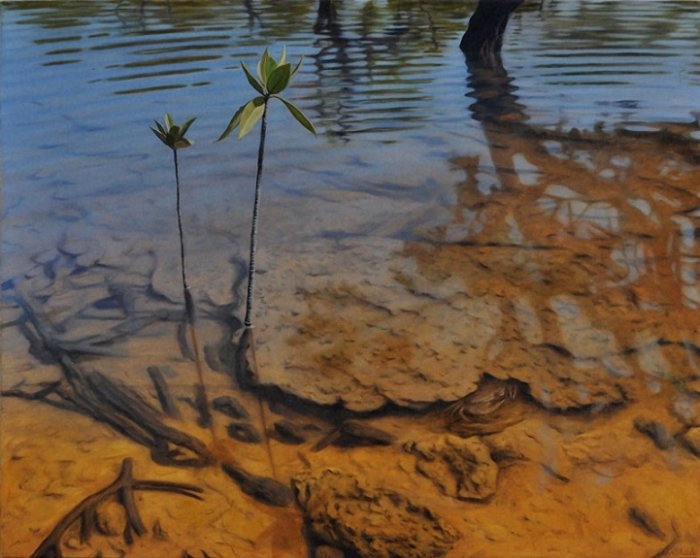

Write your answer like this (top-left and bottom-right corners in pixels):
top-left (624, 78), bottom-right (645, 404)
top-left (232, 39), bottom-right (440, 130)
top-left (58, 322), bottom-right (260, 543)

top-left (251, 233), bottom-right (698, 412)
top-left (250, 129), bottom-right (700, 412)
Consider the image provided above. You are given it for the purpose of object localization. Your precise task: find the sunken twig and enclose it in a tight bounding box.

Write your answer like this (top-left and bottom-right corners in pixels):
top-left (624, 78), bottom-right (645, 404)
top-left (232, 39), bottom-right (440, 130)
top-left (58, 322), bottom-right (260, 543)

top-left (31, 458), bottom-right (203, 558)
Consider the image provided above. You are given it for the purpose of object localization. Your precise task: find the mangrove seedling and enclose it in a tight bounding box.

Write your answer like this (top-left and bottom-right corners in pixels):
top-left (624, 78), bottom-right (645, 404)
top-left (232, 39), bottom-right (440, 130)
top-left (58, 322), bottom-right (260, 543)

top-left (151, 114), bottom-right (196, 319)
top-left (151, 114), bottom-right (212, 428)
top-left (218, 47), bottom-right (316, 329)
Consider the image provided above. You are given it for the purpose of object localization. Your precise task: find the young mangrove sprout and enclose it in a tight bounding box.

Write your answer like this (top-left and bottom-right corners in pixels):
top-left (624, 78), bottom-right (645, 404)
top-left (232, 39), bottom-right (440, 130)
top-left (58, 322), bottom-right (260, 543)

top-left (217, 47), bottom-right (316, 329)
top-left (151, 114), bottom-right (212, 429)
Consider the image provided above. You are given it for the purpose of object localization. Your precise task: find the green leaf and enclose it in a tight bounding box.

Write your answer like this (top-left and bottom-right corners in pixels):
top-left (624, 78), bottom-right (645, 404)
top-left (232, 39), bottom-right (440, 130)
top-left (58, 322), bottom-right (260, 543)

top-left (257, 48), bottom-right (275, 83)
top-left (217, 103), bottom-right (247, 142)
top-left (277, 97), bottom-right (316, 135)
top-left (152, 114), bottom-right (196, 149)
top-left (174, 137), bottom-right (193, 149)
top-left (278, 46), bottom-right (287, 67)
top-left (238, 97), bottom-right (266, 139)
top-left (179, 117), bottom-right (197, 138)
top-left (290, 56), bottom-right (304, 80)
top-left (256, 49), bottom-right (266, 82)
top-left (151, 126), bottom-right (167, 145)
top-left (266, 63), bottom-right (291, 95)
top-left (153, 120), bottom-right (167, 135)
top-left (241, 62), bottom-right (265, 95)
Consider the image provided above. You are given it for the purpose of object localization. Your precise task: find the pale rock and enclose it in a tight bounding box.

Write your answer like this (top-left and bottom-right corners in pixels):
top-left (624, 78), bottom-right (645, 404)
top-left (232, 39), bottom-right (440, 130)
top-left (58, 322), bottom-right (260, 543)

top-left (405, 435), bottom-right (499, 501)
top-left (293, 468), bottom-right (459, 558)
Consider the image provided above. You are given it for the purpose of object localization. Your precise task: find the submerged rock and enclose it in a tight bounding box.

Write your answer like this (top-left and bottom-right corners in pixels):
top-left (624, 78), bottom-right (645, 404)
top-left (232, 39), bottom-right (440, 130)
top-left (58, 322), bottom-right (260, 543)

top-left (221, 462), bottom-right (294, 507)
top-left (226, 422), bottom-right (261, 444)
top-left (250, 236), bottom-right (681, 412)
top-left (249, 125), bottom-right (700, 413)
top-left (679, 427), bottom-right (700, 457)
top-left (212, 395), bottom-right (250, 420)
top-left (273, 419), bottom-right (308, 445)
top-left (313, 420), bottom-right (396, 451)
top-left (314, 545), bottom-right (345, 558)
top-left (405, 435), bottom-right (499, 501)
top-left (292, 468), bottom-right (459, 558)
top-left (633, 417), bottom-right (675, 450)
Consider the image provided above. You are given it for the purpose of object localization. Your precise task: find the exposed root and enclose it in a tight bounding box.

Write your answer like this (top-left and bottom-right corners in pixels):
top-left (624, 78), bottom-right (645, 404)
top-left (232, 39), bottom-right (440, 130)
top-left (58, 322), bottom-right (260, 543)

top-left (30, 457), bottom-right (203, 558)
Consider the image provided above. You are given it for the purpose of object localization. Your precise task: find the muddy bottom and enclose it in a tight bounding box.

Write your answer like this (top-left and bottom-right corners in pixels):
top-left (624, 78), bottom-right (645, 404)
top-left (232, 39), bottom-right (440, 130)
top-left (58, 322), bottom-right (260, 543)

top-left (2, 320), bottom-right (700, 558)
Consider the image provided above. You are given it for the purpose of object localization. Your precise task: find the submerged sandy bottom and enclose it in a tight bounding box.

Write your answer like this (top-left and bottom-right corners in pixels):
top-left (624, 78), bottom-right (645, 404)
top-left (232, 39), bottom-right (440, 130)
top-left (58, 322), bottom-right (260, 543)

top-left (3, 335), bottom-right (700, 558)
top-left (2, 123), bottom-right (700, 558)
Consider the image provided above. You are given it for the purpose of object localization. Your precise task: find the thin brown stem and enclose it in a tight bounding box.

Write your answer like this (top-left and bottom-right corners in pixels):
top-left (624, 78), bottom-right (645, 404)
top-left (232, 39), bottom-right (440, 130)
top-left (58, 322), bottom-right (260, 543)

top-left (30, 458), bottom-right (203, 558)
top-left (174, 149), bottom-right (190, 319)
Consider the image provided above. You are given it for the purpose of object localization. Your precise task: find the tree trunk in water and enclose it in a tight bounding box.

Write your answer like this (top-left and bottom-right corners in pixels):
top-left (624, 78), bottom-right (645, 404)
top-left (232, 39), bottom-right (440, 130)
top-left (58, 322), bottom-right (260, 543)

top-left (460, 0), bottom-right (524, 69)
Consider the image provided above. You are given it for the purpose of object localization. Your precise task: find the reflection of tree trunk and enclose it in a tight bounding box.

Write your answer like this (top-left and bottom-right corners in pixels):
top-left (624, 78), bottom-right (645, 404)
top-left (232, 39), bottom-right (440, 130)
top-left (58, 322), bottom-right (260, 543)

top-left (242, 0), bottom-right (261, 27)
top-left (465, 51), bottom-right (529, 192)
top-left (466, 65), bottom-right (525, 126)
top-left (462, 12), bottom-right (699, 330)
top-left (315, 0), bottom-right (339, 34)
top-left (460, 0), bottom-right (524, 68)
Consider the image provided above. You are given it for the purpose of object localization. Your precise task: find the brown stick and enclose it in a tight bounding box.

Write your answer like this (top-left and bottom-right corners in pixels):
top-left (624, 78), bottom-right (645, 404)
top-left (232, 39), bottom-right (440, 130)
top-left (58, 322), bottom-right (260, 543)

top-left (31, 458), bottom-right (203, 558)
top-left (11, 290), bottom-right (214, 467)
top-left (147, 365), bottom-right (181, 419)
top-left (87, 371), bottom-right (214, 467)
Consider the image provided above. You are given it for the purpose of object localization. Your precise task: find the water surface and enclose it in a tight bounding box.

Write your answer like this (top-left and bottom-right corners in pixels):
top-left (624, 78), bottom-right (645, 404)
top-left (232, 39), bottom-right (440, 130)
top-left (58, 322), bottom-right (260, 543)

top-left (2, 1), bottom-right (700, 557)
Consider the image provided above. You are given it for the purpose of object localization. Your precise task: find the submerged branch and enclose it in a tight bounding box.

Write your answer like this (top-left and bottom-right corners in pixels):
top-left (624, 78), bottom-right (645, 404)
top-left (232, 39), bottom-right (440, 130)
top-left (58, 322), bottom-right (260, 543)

top-left (8, 289), bottom-right (214, 468)
top-left (147, 365), bottom-right (181, 419)
top-left (30, 457), bottom-right (203, 558)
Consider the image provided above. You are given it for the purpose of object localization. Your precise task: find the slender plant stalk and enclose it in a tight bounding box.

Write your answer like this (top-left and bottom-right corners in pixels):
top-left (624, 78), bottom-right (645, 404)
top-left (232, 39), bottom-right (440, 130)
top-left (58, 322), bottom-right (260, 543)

top-left (173, 149), bottom-right (191, 320)
top-left (218, 48), bottom-right (316, 329)
top-left (244, 103), bottom-right (268, 329)
top-left (217, 49), bottom-right (316, 479)
top-left (152, 115), bottom-right (213, 431)
top-left (240, 105), bottom-right (277, 473)
top-left (241, 105), bottom-right (277, 476)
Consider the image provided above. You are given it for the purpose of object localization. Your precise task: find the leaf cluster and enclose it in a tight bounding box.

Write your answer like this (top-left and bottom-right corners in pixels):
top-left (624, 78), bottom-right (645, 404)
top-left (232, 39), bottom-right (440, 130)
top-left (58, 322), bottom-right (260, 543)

top-left (218, 48), bottom-right (316, 141)
top-left (151, 113), bottom-right (196, 150)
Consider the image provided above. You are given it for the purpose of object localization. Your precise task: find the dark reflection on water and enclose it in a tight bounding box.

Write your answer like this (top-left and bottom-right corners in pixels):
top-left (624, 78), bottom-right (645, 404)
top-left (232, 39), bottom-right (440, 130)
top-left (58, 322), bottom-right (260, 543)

top-left (2, 1), bottom-right (700, 557)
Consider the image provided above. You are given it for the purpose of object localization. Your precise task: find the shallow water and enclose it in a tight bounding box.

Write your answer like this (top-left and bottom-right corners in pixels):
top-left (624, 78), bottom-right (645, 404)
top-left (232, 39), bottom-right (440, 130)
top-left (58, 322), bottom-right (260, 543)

top-left (2, 1), bottom-right (700, 557)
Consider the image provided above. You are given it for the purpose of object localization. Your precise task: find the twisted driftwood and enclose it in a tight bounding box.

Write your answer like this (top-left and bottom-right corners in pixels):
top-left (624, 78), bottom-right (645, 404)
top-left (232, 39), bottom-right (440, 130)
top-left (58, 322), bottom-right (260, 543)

top-left (31, 457), bottom-right (203, 558)
top-left (6, 290), bottom-right (214, 467)
top-left (4, 286), bottom-right (300, 522)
